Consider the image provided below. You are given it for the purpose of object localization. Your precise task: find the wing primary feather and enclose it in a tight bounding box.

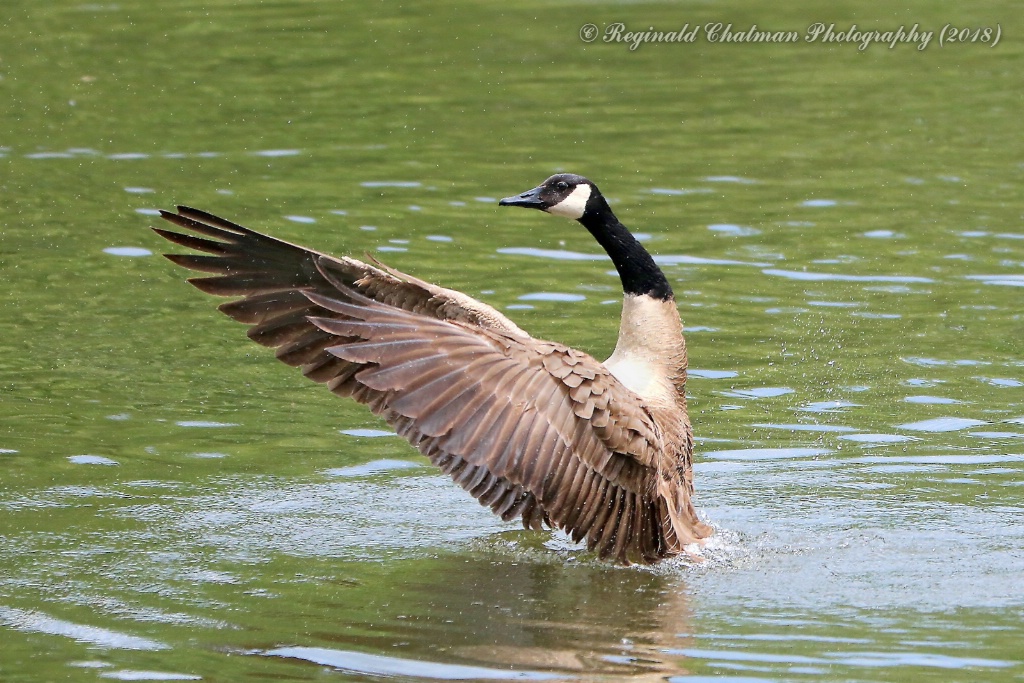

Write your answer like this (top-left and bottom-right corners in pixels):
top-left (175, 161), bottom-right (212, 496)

top-left (303, 354), bottom-right (357, 383)
top-left (219, 290), bottom-right (317, 324)
top-left (153, 228), bottom-right (229, 255)
top-left (566, 468), bottom-right (601, 541)
top-left (593, 486), bottom-right (625, 557)
top-left (575, 476), bottom-right (610, 541)
top-left (159, 210), bottom-right (248, 242)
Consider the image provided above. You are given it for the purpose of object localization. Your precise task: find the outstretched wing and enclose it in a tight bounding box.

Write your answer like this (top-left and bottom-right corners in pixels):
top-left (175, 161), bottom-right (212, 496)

top-left (155, 206), bottom-right (528, 336)
top-left (155, 207), bottom-right (673, 563)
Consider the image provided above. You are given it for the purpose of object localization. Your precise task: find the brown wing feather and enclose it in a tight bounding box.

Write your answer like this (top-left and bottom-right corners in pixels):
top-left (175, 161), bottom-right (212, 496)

top-left (154, 207), bottom-right (694, 563)
top-left (300, 283), bottom-right (668, 562)
top-left (156, 206), bottom-right (526, 335)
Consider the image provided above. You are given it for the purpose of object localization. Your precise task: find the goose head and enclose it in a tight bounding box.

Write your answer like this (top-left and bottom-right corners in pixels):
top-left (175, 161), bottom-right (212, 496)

top-left (499, 173), bottom-right (674, 301)
top-left (499, 173), bottom-right (601, 221)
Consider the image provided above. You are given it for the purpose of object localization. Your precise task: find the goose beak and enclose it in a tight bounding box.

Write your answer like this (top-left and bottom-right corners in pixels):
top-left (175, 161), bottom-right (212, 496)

top-left (499, 185), bottom-right (546, 210)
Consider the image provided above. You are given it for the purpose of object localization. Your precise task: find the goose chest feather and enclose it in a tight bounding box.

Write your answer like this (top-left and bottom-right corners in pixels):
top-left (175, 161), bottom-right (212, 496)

top-left (155, 173), bottom-right (712, 564)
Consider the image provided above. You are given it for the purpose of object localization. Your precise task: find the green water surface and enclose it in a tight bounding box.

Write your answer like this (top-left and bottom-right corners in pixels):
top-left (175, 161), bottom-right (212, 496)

top-left (1, 1), bottom-right (1022, 681)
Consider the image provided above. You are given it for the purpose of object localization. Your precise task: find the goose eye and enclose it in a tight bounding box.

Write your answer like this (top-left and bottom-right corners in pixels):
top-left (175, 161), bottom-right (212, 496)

top-left (555, 181), bottom-right (569, 191)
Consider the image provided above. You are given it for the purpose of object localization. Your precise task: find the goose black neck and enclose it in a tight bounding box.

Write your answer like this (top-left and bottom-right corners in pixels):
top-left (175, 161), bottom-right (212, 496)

top-left (580, 201), bottom-right (674, 300)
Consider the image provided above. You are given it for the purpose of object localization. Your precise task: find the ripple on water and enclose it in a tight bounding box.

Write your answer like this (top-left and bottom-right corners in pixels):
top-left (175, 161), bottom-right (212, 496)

top-left (517, 293), bottom-right (586, 302)
top-left (763, 269), bottom-right (933, 284)
top-left (689, 369), bottom-right (739, 379)
top-left (0, 607), bottom-right (167, 650)
top-left (839, 434), bottom-right (918, 444)
top-left (977, 377), bottom-right (1024, 388)
top-left (104, 247), bottom-right (152, 257)
top-left (360, 181), bottom-right (422, 188)
top-left (722, 387), bottom-right (794, 399)
top-left (898, 417), bottom-right (988, 432)
top-left (904, 357), bottom-right (989, 367)
top-left (648, 187), bottom-right (712, 196)
top-left (903, 396), bottom-right (961, 405)
top-left (704, 175), bottom-right (758, 184)
top-left (708, 224), bottom-right (761, 237)
top-left (808, 300), bottom-right (860, 308)
top-left (264, 646), bottom-right (556, 680)
top-left (765, 306), bottom-right (810, 315)
top-left (703, 447), bottom-right (831, 461)
top-left (174, 421), bottom-right (239, 428)
top-left (852, 312), bottom-right (902, 319)
top-left (965, 274), bottom-right (1024, 287)
top-left (100, 672), bottom-right (201, 681)
top-left (799, 401), bottom-right (862, 413)
top-left (656, 254), bottom-right (768, 267)
top-left (253, 149), bottom-right (300, 157)
top-left (67, 455), bottom-right (119, 465)
top-left (672, 646), bottom-right (1015, 673)
top-left (25, 151), bottom-right (75, 159)
top-left (326, 459), bottom-right (423, 477)
top-left (753, 423), bottom-right (857, 433)
top-left (340, 428), bottom-right (397, 438)
top-left (284, 215), bottom-right (316, 224)
top-left (850, 454), bottom-right (1024, 466)
top-left (498, 247), bottom-right (605, 261)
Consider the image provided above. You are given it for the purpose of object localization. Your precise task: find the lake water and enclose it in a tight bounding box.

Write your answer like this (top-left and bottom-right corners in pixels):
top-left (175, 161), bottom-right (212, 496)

top-left (2, 1), bottom-right (1022, 681)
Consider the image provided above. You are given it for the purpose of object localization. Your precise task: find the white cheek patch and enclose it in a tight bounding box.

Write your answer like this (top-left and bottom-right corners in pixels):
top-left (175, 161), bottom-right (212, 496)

top-left (545, 183), bottom-right (591, 219)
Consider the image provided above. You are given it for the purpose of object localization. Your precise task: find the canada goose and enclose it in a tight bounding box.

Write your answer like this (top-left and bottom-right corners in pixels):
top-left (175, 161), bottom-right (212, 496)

top-left (154, 173), bottom-right (713, 564)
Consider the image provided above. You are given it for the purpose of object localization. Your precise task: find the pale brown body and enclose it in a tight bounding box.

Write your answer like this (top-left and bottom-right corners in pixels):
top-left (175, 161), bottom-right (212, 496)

top-left (156, 207), bottom-right (712, 564)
